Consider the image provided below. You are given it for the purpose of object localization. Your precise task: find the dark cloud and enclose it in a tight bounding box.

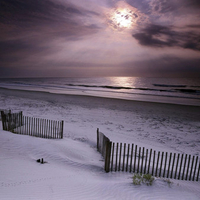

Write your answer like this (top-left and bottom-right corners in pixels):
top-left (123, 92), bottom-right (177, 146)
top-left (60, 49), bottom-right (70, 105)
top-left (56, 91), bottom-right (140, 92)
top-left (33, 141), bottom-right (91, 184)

top-left (0, 0), bottom-right (87, 26)
top-left (0, 0), bottom-right (98, 37)
top-left (0, 0), bottom-right (101, 72)
top-left (132, 24), bottom-right (200, 51)
top-left (126, 0), bottom-right (200, 17)
top-left (183, 0), bottom-right (200, 8)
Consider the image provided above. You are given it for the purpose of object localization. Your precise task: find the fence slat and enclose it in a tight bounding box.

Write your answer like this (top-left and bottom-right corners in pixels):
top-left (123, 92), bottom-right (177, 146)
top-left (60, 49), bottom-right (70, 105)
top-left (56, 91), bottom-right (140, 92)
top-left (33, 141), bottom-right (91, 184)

top-left (118, 143), bottom-right (122, 171)
top-left (144, 149), bottom-right (148, 174)
top-left (54, 120), bottom-right (56, 139)
top-left (171, 153), bottom-right (176, 179)
top-left (133, 145), bottom-right (137, 172)
top-left (122, 144), bottom-right (126, 171)
top-left (97, 129), bottom-right (99, 151)
top-left (174, 154), bottom-right (180, 179)
top-left (115, 143), bottom-right (119, 172)
top-left (52, 120), bottom-right (54, 138)
top-left (111, 143), bottom-right (115, 171)
top-left (138, 147), bottom-right (141, 173)
top-left (129, 144), bottom-right (134, 173)
top-left (193, 156), bottom-right (198, 181)
top-left (147, 149), bottom-right (152, 174)
top-left (26, 116), bottom-right (28, 135)
top-left (45, 119), bottom-right (48, 138)
top-left (126, 144), bottom-right (130, 172)
top-left (155, 151), bottom-right (160, 177)
top-left (152, 151), bottom-right (156, 176)
top-left (182, 154), bottom-right (188, 180)
top-left (196, 161), bottom-right (200, 181)
top-left (57, 121), bottom-right (59, 138)
top-left (36, 118), bottom-right (38, 136)
top-left (24, 116), bottom-right (26, 135)
top-left (53, 120), bottom-right (55, 138)
top-left (37, 118), bottom-right (40, 137)
top-left (163, 152), bottom-right (168, 177)
top-left (19, 115), bottom-right (22, 134)
top-left (167, 153), bottom-right (172, 178)
top-left (159, 152), bottom-right (164, 177)
top-left (186, 155), bottom-right (191, 180)
top-left (189, 156), bottom-right (195, 181)
top-left (61, 120), bottom-right (64, 139)
top-left (141, 147), bottom-right (144, 174)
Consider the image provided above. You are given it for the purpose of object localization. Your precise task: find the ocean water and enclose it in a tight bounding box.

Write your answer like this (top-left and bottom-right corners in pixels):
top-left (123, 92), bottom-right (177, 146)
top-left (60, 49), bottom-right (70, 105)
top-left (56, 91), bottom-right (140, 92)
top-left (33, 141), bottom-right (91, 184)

top-left (0, 77), bottom-right (200, 106)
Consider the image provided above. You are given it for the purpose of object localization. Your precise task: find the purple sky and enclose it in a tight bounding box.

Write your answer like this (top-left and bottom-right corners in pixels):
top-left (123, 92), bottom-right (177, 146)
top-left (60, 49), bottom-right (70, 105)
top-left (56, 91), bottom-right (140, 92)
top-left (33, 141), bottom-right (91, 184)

top-left (0, 0), bottom-right (200, 78)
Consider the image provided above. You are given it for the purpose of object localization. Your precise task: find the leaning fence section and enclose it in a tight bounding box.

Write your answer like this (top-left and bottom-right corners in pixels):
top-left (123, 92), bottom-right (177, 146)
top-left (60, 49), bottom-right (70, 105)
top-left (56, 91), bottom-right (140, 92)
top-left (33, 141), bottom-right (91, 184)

top-left (1, 111), bottom-right (64, 139)
top-left (97, 129), bottom-right (200, 181)
top-left (1, 110), bottom-right (22, 130)
top-left (0, 109), bottom-right (11, 121)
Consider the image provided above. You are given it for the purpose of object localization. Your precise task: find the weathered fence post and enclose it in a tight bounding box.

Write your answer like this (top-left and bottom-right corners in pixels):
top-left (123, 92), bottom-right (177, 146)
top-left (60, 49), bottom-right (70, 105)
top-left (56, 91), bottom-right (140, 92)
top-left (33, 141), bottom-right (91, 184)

top-left (1, 111), bottom-right (5, 130)
top-left (105, 141), bottom-right (112, 173)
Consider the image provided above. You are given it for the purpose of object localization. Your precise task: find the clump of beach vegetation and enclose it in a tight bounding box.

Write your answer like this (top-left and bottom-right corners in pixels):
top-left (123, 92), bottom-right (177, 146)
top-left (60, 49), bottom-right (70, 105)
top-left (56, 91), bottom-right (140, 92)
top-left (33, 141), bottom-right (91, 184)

top-left (133, 173), bottom-right (155, 186)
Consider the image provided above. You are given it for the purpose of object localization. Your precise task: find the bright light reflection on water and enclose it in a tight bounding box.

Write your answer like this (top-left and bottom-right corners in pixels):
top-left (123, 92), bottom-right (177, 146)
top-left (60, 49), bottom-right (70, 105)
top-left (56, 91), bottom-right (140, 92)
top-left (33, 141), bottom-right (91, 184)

top-left (106, 77), bottom-right (138, 88)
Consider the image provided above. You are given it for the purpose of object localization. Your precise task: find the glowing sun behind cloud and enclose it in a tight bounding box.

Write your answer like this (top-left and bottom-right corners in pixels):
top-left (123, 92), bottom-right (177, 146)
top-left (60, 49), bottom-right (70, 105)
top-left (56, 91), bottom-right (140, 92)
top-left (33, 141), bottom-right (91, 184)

top-left (107, 1), bottom-right (140, 31)
top-left (113, 8), bottom-right (134, 28)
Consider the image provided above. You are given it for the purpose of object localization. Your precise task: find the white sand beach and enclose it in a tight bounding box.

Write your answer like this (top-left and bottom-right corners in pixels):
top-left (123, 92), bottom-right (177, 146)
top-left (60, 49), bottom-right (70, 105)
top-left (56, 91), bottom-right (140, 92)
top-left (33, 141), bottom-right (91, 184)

top-left (0, 87), bottom-right (200, 200)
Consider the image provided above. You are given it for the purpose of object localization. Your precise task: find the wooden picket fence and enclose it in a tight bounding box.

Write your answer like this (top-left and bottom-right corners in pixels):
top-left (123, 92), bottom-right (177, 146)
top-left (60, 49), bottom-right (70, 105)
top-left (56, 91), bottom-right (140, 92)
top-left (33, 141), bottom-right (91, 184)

top-left (97, 129), bottom-right (200, 181)
top-left (1, 111), bottom-right (64, 139)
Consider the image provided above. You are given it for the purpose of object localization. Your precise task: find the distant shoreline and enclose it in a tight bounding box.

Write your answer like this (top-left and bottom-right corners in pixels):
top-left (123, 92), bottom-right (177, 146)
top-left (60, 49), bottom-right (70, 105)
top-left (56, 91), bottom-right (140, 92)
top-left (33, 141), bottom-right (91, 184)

top-left (0, 86), bottom-right (200, 108)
